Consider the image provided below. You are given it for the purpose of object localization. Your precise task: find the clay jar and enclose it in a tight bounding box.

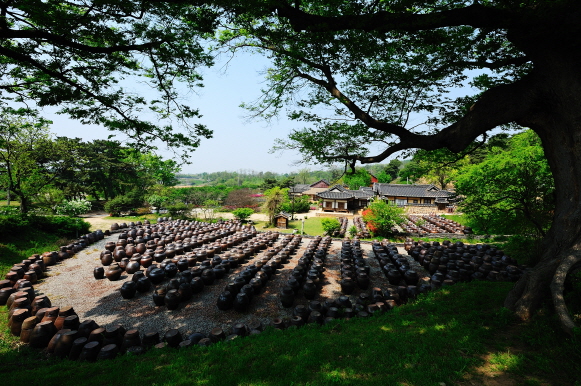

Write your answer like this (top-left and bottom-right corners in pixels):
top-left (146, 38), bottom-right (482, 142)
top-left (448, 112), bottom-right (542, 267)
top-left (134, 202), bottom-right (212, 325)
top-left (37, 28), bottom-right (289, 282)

top-left (29, 321), bottom-right (57, 348)
top-left (164, 289), bottom-right (180, 310)
top-left (105, 265), bottom-right (122, 281)
top-left (190, 277), bottom-right (204, 293)
top-left (152, 287), bottom-right (167, 306)
top-left (54, 306), bottom-right (77, 330)
top-left (120, 281), bottom-right (137, 299)
top-left (279, 286), bottom-right (295, 308)
top-left (135, 277), bottom-right (151, 293)
top-left (93, 267), bottom-right (105, 280)
top-left (302, 280), bottom-right (317, 300)
top-left (148, 268), bottom-right (165, 285)
top-left (233, 292), bottom-right (250, 312)
top-left (125, 261), bottom-right (140, 275)
top-left (340, 278), bottom-right (355, 295)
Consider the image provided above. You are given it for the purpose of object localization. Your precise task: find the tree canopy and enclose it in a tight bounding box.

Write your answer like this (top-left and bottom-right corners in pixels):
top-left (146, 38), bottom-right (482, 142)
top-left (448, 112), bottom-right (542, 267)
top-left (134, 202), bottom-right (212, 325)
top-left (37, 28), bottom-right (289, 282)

top-left (0, 0), bottom-right (217, 160)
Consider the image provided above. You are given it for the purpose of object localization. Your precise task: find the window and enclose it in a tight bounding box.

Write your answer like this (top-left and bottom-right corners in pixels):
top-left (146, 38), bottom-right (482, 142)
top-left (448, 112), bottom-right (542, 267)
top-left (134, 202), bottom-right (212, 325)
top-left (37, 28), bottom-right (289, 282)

top-left (413, 199), bottom-right (418, 203)
top-left (396, 199), bottom-right (407, 205)
top-left (423, 198), bottom-right (431, 204)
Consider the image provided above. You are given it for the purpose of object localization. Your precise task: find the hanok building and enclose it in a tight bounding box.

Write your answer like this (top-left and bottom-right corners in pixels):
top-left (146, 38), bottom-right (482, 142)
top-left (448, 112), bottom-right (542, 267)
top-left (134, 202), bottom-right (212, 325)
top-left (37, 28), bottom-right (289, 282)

top-left (318, 185), bottom-right (375, 213)
top-left (372, 183), bottom-right (453, 210)
top-left (290, 179), bottom-right (331, 202)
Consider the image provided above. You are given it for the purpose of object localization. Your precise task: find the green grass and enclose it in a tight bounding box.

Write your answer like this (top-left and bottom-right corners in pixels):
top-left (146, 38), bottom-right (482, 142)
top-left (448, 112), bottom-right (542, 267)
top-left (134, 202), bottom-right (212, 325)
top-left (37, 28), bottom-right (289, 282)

top-left (0, 281), bottom-right (579, 385)
top-left (253, 217), bottom-right (325, 236)
top-left (0, 229), bottom-right (70, 277)
top-left (106, 214), bottom-right (158, 222)
top-left (441, 214), bottom-right (470, 226)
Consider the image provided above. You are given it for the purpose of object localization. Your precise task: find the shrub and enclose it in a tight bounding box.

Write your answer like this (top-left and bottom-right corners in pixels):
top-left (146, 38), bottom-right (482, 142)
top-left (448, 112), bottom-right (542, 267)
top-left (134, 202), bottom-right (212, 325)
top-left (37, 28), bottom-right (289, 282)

top-left (166, 202), bottom-right (192, 219)
top-left (362, 198), bottom-right (405, 237)
top-left (281, 195), bottom-right (311, 213)
top-left (104, 191), bottom-right (143, 216)
top-left (0, 214), bottom-right (90, 238)
top-left (54, 199), bottom-right (92, 217)
top-left (321, 217), bottom-right (341, 236)
top-left (349, 225), bottom-right (358, 237)
top-left (232, 207), bottom-right (254, 221)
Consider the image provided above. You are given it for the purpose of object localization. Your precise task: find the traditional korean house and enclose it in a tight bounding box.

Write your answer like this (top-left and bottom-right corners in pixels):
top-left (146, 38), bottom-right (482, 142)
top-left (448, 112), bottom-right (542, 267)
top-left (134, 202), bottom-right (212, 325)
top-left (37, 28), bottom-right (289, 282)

top-left (318, 185), bottom-right (352, 213)
top-left (372, 183), bottom-right (452, 210)
top-left (290, 179), bottom-right (331, 201)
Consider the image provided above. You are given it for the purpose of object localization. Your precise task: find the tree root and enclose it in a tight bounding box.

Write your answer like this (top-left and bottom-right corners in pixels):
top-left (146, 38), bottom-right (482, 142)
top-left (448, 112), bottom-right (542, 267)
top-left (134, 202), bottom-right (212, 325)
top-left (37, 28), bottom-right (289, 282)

top-left (550, 252), bottom-right (581, 336)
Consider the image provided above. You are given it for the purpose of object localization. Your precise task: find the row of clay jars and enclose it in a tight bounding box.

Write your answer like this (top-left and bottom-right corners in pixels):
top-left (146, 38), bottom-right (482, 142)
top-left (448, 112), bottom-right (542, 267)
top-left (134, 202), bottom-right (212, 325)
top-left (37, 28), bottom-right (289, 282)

top-left (103, 229), bottom-right (276, 287)
top-left (217, 234), bottom-right (303, 311)
top-left (98, 226), bottom-right (266, 271)
top-left (230, 234), bottom-right (300, 311)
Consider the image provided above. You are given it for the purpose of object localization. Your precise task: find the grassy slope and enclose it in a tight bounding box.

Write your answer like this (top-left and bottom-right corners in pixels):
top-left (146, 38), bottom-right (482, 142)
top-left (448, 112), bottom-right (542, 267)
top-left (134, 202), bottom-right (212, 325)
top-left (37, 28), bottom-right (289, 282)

top-left (1, 282), bottom-right (579, 386)
top-left (0, 229), bottom-right (70, 277)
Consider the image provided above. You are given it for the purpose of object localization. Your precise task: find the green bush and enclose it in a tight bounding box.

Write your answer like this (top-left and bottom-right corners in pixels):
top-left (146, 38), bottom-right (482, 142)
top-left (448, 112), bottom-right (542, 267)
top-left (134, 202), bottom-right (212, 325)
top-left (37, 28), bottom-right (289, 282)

top-left (104, 191), bottom-right (144, 216)
top-left (321, 217), bottom-right (341, 236)
top-left (54, 199), bottom-right (92, 217)
top-left (0, 214), bottom-right (90, 238)
top-left (232, 207), bottom-right (254, 221)
top-left (166, 202), bottom-right (192, 219)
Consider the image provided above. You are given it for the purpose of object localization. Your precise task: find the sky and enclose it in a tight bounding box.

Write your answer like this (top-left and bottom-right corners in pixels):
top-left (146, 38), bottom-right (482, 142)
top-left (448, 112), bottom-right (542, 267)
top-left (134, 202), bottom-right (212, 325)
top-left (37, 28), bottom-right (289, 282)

top-left (44, 52), bottom-right (317, 175)
top-left (41, 50), bottom-right (481, 176)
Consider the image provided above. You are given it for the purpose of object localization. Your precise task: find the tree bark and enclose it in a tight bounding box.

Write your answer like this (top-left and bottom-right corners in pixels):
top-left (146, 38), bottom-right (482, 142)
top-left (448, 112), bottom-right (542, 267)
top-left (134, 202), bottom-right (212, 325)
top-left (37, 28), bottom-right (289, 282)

top-left (504, 34), bottom-right (581, 333)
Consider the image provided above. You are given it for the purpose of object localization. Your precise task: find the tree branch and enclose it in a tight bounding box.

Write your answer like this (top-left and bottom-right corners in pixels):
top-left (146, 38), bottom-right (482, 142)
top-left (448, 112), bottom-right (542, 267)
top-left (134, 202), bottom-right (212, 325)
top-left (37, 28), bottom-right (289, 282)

top-left (329, 73), bottom-right (534, 164)
top-left (0, 29), bottom-right (163, 54)
top-left (275, 2), bottom-right (517, 33)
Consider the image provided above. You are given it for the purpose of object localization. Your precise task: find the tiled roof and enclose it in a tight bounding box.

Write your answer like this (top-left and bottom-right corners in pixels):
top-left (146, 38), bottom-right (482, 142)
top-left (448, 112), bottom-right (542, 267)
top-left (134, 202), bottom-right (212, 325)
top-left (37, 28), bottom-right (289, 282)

top-left (290, 184), bottom-right (310, 193)
top-left (274, 211), bottom-right (291, 219)
top-left (351, 189), bottom-right (375, 199)
top-left (309, 179), bottom-right (331, 188)
top-left (327, 184), bottom-right (348, 192)
top-left (318, 191), bottom-right (353, 199)
top-left (302, 187), bottom-right (328, 196)
top-left (373, 183), bottom-right (451, 198)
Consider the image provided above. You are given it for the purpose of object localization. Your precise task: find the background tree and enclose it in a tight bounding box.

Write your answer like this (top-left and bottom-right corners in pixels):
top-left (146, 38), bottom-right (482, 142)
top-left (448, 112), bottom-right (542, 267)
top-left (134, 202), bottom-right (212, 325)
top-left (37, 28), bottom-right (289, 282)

top-left (321, 217), bottom-right (341, 236)
top-left (262, 187), bottom-right (289, 226)
top-left (0, 1), bottom-right (216, 160)
top-left (380, 159), bottom-right (402, 183)
top-left (455, 130), bottom-right (554, 238)
top-left (0, 108), bottom-right (75, 213)
top-left (232, 207), bottom-right (254, 222)
top-left (343, 168), bottom-right (372, 190)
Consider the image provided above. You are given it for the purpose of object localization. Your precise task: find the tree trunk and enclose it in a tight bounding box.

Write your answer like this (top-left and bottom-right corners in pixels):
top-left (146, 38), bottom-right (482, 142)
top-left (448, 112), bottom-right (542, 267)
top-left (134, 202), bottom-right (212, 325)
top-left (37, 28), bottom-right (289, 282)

top-left (504, 43), bottom-right (581, 334)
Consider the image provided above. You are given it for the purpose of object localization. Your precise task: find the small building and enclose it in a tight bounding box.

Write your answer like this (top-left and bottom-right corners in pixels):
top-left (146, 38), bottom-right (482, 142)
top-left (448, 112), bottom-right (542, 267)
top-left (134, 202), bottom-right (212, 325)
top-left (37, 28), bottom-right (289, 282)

top-left (273, 212), bottom-right (291, 229)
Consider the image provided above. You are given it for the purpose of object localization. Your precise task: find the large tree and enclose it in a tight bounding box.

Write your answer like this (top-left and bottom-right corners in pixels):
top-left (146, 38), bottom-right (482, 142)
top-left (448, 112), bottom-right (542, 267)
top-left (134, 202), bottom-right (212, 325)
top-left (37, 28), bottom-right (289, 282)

top-left (0, 0), bottom-right (216, 160)
top-left (0, 108), bottom-right (75, 213)
top-left (215, 0), bottom-right (581, 333)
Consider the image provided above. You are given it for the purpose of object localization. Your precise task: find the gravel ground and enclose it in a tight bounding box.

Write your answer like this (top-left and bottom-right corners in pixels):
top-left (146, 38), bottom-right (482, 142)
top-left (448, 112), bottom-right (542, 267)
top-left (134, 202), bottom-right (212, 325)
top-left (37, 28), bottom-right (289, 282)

top-left (35, 226), bottom-right (427, 339)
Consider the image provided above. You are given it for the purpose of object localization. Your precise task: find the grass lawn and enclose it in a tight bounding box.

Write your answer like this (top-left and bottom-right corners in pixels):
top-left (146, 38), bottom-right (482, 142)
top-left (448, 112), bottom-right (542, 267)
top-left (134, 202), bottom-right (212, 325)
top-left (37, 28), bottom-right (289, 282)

top-left (442, 213), bottom-right (470, 227)
top-left (0, 230), bottom-right (70, 277)
top-left (252, 217), bottom-right (325, 236)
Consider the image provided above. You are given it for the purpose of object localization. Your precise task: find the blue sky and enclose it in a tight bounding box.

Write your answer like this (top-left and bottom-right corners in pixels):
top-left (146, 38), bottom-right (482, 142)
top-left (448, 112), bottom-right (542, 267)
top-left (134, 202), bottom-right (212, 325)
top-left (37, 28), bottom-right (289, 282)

top-left (44, 50), bottom-right (482, 175)
top-left (46, 52), bottom-right (313, 175)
